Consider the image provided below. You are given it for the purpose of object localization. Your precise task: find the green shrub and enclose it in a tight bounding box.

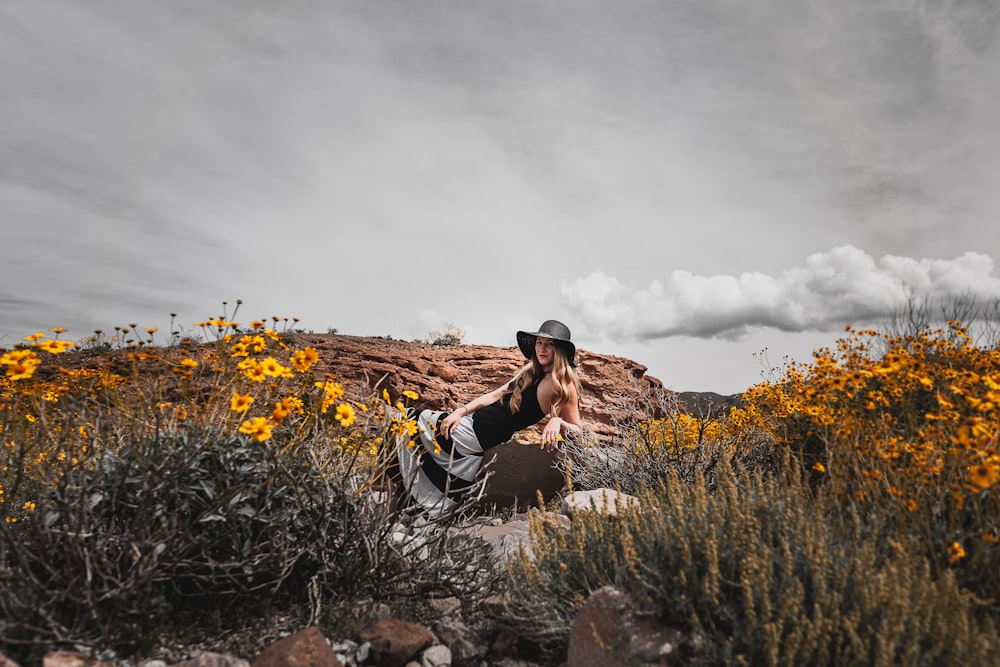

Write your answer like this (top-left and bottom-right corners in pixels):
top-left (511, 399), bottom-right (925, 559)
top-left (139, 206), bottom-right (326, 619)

top-left (508, 462), bottom-right (999, 666)
top-left (0, 425), bottom-right (352, 653)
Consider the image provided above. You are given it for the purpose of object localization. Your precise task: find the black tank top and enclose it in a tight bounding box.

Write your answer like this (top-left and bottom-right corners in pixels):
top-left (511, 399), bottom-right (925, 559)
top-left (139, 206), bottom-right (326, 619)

top-left (472, 376), bottom-right (547, 449)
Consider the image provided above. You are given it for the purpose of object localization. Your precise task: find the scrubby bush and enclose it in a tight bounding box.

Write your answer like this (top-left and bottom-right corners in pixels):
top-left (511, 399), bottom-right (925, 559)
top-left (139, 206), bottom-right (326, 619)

top-left (508, 462), bottom-right (998, 666)
top-left (1, 425), bottom-right (352, 651)
top-left (426, 323), bottom-right (466, 346)
top-left (559, 383), bottom-right (774, 494)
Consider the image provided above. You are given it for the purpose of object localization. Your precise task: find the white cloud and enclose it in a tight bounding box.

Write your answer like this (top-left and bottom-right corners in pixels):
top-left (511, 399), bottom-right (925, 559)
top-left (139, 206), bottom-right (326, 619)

top-left (562, 246), bottom-right (1000, 341)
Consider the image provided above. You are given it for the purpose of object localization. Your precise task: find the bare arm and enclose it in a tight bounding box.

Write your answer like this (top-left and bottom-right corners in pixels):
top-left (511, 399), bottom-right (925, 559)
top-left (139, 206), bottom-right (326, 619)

top-left (540, 383), bottom-right (582, 450)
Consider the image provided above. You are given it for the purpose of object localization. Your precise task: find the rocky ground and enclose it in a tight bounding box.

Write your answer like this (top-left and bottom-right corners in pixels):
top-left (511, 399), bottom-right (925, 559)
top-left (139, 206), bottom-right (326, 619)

top-left (2, 490), bottom-right (701, 667)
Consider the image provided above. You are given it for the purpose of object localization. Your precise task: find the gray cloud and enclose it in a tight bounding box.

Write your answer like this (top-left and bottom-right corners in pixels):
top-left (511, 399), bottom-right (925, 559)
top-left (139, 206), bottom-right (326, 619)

top-left (2, 1), bottom-right (999, 392)
top-left (561, 246), bottom-right (1000, 340)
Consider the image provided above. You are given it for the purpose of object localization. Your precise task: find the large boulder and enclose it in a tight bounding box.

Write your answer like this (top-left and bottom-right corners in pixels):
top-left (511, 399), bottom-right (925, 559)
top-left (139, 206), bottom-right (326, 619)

top-left (300, 334), bottom-right (665, 442)
top-left (480, 440), bottom-right (565, 510)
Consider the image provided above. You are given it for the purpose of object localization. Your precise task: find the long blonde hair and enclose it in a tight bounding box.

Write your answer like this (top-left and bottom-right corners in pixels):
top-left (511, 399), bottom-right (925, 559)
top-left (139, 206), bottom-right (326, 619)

top-left (507, 344), bottom-right (581, 419)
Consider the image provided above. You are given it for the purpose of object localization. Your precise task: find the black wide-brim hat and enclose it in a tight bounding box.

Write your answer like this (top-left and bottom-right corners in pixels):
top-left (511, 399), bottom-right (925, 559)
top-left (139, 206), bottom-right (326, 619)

top-left (517, 319), bottom-right (577, 367)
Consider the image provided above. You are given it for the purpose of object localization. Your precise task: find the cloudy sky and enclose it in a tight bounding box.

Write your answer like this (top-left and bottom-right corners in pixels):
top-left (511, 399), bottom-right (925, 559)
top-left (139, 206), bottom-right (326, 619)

top-left (3, 1), bottom-right (1000, 394)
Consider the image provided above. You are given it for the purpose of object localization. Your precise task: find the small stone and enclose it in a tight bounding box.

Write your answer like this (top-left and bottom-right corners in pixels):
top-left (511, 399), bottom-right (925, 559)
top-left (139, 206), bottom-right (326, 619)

top-left (420, 645), bottom-right (451, 667)
top-left (427, 597), bottom-right (461, 616)
top-left (357, 619), bottom-right (434, 667)
top-left (330, 641), bottom-right (358, 655)
top-left (356, 643), bottom-right (371, 664)
top-left (560, 489), bottom-right (640, 518)
top-left (42, 652), bottom-right (115, 667)
top-left (252, 627), bottom-right (336, 667)
top-left (174, 654), bottom-right (250, 667)
top-left (567, 586), bottom-right (696, 666)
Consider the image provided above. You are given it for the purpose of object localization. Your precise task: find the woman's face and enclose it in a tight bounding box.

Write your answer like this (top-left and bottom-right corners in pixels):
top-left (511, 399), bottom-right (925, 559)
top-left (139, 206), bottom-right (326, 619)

top-left (535, 337), bottom-right (556, 370)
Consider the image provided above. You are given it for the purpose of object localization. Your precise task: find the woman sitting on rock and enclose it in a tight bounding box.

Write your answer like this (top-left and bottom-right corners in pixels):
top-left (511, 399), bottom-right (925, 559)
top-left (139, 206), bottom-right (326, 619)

top-left (390, 319), bottom-right (584, 516)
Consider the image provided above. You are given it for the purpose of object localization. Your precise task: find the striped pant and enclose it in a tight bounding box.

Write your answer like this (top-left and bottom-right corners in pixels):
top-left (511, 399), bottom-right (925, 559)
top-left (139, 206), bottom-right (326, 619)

top-left (393, 408), bottom-right (487, 516)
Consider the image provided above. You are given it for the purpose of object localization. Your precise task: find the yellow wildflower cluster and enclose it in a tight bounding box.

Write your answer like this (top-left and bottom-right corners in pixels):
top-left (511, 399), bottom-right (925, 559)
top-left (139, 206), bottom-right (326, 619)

top-left (745, 324), bottom-right (1000, 489)
top-left (1, 310), bottom-right (405, 524)
top-left (741, 322), bottom-right (1000, 570)
top-left (1, 329), bottom-right (76, 382)
top-left (628, 413), bottom-right (725, 456)
top-left (0, 349), bottom-right (41, 381)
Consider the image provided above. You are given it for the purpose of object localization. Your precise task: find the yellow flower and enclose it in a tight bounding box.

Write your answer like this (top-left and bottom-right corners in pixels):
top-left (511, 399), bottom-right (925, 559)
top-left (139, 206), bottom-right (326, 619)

top-left (33, 339), bottom-right (75, 354)
top-left (238, 417), bottom-right (273, 442)
top-left (812, 462), bottom-right (826, 473)
top-left (180, 358), bottom-right (199, 368)
top-left (402, 389), bottom-right (420, 401)
top-left (903, 498), bottom-right (918, 512)
top-left (334, 403), bottom-right (357, 427)
top-left (230, 391), bottom-right (254, 413)
top-left (291, 347), bottom-right (320, 372)
top-left (5, 361), bottom-right (38, 381)
top-left (244, 363), bottom-right (268, 383)
top-left (24, 332), bottom-right (45, 341)
top-left (1, 349), bottom-right (40, 379)
top-left (260, 357), bottom-right (291, 378)
top-left (23, 501), bottom-right (35, 511)
top-left (968, 461), bottom-right (999, 489)
top-left (947, 541), bottom-right (966, 564)
top-left (1, 349), bottom-right (32, 364)
top-left (315, 380), bottom-right (345, 400)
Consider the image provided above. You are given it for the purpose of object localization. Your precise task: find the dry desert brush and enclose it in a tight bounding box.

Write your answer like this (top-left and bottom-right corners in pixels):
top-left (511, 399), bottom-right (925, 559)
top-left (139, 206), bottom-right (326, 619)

top-left (559, 382), bottom-right (774, 494)
top-left (508, 462), bottom-right (998, 666)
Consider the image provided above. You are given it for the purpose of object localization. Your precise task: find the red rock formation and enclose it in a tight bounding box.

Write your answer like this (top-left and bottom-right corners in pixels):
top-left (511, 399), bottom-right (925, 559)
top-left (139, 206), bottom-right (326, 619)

top-left (298, 334), bottom-right (666, 442)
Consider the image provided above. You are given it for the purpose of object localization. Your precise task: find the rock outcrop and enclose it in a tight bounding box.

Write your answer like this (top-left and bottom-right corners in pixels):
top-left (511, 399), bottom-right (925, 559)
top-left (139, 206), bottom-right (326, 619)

top-left (299, 334), bottom-right (666, 442)
top-left (567, 587), bottom-right (701, 666)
